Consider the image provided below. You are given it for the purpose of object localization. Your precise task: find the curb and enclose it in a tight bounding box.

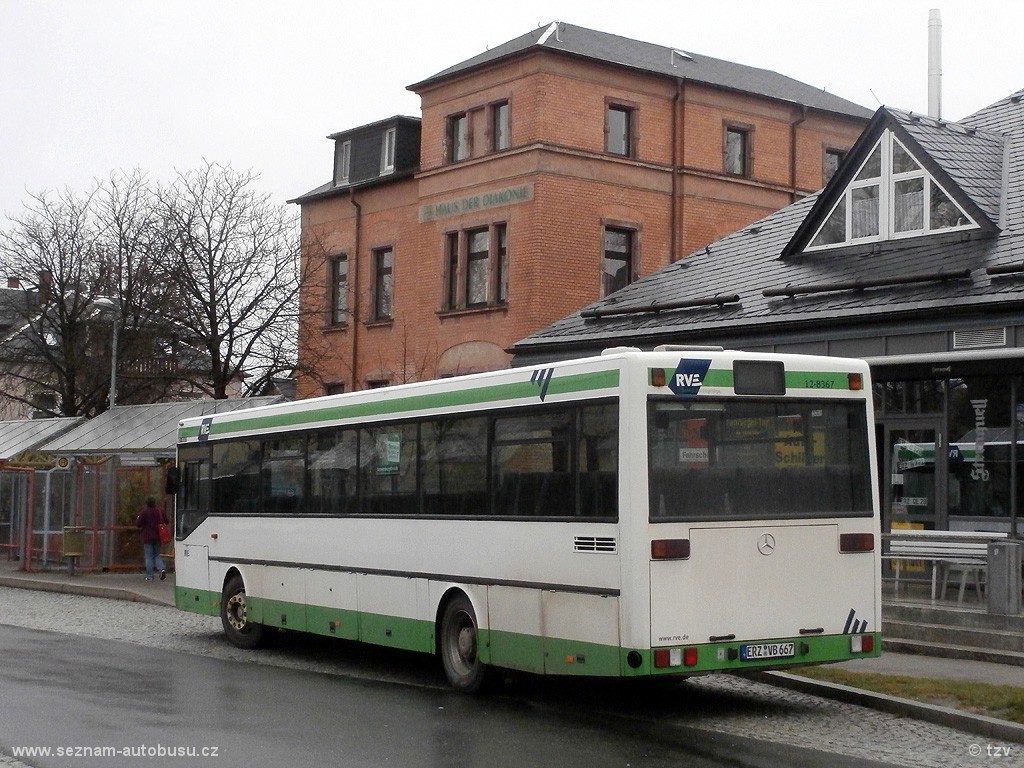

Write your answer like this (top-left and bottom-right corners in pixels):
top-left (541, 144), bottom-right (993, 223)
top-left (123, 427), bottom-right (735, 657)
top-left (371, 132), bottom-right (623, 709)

top-left (751, 670), bottom-right (1024, 745)
top-left (0, 575), bottom-right (173, 608)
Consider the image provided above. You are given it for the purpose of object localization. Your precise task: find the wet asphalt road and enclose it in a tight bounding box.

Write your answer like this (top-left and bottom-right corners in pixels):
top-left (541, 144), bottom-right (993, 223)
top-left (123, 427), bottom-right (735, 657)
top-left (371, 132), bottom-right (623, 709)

top-left (0, 586), bottom-right (1004, 768)
top-left (0, 623), bottom-right (897, 768)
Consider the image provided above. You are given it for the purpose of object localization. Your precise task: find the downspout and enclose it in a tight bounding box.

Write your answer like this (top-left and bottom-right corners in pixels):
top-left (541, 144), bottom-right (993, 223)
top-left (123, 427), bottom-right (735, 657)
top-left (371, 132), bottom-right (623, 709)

top-left (349, 189), bottom-right (362, 393)
top-left (790, 104), bottom-right (807, 202)
top-left (672, 79), bottom-right (685, 262)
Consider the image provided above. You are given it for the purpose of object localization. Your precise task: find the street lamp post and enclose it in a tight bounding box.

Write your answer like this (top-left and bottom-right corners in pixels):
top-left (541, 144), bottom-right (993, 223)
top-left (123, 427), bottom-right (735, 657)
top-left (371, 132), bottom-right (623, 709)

top-left (108, 319), bottom-right (118, 409)
top-left (92, 297), bottom-right (120, 409)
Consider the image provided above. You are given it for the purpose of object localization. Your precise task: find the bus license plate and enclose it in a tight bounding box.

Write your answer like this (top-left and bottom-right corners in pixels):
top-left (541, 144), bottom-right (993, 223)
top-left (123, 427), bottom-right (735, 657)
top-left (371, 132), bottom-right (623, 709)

top-left (741, 642), bottom-right (795, 661)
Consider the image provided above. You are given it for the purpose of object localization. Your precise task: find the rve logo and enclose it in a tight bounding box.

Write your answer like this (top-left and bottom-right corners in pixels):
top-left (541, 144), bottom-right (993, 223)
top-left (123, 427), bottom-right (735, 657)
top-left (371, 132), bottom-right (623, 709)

top-left (530, 368), bottom-right (555, 401)
top-left (668, 359), bottom-right (712, 398)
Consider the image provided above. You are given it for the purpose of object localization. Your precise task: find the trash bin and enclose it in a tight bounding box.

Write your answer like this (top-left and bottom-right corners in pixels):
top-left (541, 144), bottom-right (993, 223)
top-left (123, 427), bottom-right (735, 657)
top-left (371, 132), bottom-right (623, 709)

top-left (987, 540), bottom-right (1023, 615)
top-left (62, 526), bottom-right (87, 576)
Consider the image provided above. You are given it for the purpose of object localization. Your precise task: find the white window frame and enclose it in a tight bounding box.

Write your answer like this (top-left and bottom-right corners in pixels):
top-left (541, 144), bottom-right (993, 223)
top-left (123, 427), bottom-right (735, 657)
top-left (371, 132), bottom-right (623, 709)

top-left (806, 130), bottom-right (977, 252)
top-left (336, 140), bottom-right (351, 186)
top-left (381, 128), bottom-right (397, 175)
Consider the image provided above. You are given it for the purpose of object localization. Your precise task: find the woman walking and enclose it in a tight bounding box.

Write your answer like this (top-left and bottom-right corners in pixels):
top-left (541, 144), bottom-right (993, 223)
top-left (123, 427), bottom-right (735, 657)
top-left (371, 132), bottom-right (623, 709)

top-left (136, 497), bottom-right (169, 581)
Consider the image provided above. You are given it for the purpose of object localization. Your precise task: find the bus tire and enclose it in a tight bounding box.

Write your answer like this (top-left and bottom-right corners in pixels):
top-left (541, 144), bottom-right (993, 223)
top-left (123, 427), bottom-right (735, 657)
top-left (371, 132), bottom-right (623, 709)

top-left (439, 594), bottom-right (487, 693)
top-left (221, 575), bottom-right (265, 650)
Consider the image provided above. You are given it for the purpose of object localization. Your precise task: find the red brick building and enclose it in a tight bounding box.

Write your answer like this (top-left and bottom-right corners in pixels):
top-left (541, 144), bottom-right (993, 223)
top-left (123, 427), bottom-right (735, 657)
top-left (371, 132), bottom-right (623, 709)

top-left (292, 22), bottom-right (870, 397)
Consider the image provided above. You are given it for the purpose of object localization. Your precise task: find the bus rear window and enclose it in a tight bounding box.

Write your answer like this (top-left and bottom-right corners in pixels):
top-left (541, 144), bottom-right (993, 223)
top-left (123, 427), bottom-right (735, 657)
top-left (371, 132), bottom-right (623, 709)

top-left (648, 398), bottom-right (872, 520)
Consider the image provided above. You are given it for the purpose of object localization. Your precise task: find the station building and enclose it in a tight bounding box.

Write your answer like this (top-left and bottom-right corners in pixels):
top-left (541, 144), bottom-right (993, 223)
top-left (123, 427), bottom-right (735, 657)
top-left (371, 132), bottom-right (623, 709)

top-left (291, 21), bottom-right (870, 396)
top-left (513, 90), bottom-right (1024, 536)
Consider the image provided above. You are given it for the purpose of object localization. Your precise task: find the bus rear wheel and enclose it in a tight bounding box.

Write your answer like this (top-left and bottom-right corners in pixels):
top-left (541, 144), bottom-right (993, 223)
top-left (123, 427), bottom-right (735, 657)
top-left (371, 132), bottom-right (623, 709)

top-left (439, 594), bottom-right (487, 693)
top-left (221, 575), bottom-right (265, 649)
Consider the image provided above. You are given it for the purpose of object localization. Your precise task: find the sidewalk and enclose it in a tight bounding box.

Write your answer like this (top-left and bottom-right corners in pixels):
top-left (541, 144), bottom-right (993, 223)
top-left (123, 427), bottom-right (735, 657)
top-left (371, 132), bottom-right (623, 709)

top-left (0, 557), bottom-right (174, 607)
top-left (1, 556), bottom-right (1022, 743)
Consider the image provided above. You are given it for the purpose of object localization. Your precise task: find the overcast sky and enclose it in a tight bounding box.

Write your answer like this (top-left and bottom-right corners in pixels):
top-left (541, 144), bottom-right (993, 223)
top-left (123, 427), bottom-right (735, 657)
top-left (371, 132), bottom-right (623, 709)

top-left (2, 0), bottom-right (1022, 227)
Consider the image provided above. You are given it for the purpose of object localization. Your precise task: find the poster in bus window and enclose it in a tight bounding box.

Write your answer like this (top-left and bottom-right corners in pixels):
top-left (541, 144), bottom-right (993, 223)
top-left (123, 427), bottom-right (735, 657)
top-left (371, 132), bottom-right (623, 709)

top-left (376, 433), bottom-right (402, 475)
top-left (678, 418), bottom-right (708, 466)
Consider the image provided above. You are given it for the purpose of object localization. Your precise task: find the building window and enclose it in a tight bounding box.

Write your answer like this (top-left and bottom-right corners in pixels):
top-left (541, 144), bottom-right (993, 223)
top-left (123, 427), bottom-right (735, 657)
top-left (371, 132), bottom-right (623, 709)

top-left (446, 232), bottom-right (459, 310)
top-left (444, 223), bottom-right (508, 311)
top-left (824, 147), bottom-right (846, 185)
top-left (466, 229), bottom-right (489, 306)
top-left (492, 101), bottom-right (510, 151)
top-left (372, 247), bottom-right (394, 320)
top-left (449, 113), bottom-right (470, 162)
top-left (381, 128), bottom-right (396, 174)
top-left (325, 383), bottom-right (346, 396)
top-left (606, 104), bottom-right (635, 157)
top-left (335, 140), bottom-right (351, 186)
top-left (496, 224), bottom-right (508, 303)
top-left (602, 227), bottom-right (634, 297)
top-left (330, 255), bottom-right (348, 325)
top-left (725, 126), bottom-right (750, 177)
top-left (808, 130), bottom-right (976, 251)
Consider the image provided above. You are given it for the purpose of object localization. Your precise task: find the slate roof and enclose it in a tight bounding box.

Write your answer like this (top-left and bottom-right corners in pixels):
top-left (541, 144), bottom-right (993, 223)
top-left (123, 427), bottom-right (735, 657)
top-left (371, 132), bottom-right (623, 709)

top-left (410, 22), bottom-right (872, 119)
top-left (514, 90), bottom-right (1024, 361)
top-left (39, 397), bottom-right (282, 456)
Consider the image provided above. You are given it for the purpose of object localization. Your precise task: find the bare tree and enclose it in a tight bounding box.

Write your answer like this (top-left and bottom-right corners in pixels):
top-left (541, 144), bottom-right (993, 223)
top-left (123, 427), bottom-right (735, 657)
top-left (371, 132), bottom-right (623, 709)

top-left (0, 172), bottom-right (193, 417)
top-left (158, 162), bottom-right (303, 398)
top-left (94, 170), bottom-right (186, 404)
top-left (0, 185), bottom-right (113, 417)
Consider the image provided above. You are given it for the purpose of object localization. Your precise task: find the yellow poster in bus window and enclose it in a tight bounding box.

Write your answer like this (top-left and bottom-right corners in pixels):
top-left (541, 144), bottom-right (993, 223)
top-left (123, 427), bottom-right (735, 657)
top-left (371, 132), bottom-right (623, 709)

top-left (775, 426), bottom-right (825, 468)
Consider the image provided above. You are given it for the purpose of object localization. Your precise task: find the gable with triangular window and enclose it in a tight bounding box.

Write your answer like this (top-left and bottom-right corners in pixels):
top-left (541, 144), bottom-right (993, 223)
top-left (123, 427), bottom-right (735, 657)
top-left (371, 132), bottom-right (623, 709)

top-left (806, 130), bottom-right (977, 251)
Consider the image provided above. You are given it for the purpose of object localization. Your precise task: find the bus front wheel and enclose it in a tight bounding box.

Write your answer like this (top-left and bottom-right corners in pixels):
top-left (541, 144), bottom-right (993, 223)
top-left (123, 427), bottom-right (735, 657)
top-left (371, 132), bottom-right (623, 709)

top-left (221, 575), bottom-right (265, 650)
top-left (439, 594), bottom-right (487, 693)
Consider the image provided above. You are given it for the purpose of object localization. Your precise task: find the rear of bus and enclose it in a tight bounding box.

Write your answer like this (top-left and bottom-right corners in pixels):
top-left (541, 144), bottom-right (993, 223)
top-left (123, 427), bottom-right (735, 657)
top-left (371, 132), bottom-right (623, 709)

top-left (639, 349), bottom-right (880, 675)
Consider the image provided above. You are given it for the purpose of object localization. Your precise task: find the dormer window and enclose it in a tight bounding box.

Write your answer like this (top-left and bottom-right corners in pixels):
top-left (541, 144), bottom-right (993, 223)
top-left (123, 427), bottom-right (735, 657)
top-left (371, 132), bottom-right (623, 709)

top-left (807, 130), bottom-right (975, 251)
top-left (335, 140), bottom-right (351, 186)
top-left (381, 128), bottom-right (397, 175)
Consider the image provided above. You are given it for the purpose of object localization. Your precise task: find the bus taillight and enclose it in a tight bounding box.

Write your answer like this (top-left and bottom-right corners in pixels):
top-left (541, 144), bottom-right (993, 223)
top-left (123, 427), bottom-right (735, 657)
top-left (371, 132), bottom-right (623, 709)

top-left (651, 539), bottom-right (690, 560)
top-left (653, 647), bottom-right (698, 668)
top-left (851, 634), bottom-right (874, 654)
top-left (839, 533), bottom-right (874, 553)
top-left (848, 372), bottom-right (863, 390)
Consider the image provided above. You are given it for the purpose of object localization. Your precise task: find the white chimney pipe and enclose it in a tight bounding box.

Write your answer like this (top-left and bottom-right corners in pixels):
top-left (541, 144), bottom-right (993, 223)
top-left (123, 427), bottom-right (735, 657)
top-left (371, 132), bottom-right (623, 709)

top-left (928, 8), bottom-right (942, 119)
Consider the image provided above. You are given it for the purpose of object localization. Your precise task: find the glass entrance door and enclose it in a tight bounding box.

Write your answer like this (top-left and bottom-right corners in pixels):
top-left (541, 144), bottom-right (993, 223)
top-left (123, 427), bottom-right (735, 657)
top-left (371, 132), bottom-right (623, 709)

top-left (883, 419), bottom-right (944, 532)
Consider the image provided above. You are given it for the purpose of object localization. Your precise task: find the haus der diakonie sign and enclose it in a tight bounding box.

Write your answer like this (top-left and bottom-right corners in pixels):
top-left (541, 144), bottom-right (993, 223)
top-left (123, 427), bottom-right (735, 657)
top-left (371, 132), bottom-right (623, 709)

top-left (419, 184), bottom-right (533, 223)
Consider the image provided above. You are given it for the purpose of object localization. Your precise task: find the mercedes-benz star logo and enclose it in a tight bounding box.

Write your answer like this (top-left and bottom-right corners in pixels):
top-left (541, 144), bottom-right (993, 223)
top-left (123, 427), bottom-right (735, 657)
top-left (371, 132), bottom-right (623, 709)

top-left (757, 533), bottom-right (776, 556)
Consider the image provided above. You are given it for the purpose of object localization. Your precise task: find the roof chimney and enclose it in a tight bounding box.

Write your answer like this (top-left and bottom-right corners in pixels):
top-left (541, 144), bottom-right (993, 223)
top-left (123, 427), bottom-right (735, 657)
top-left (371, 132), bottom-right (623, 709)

top-left (928, 9), bottom-right (942, 119)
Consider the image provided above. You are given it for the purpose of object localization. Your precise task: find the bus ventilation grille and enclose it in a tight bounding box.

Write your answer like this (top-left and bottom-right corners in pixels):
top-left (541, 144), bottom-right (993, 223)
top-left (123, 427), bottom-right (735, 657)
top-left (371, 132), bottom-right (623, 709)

top-left (574, 536), bottom-right (617, 553)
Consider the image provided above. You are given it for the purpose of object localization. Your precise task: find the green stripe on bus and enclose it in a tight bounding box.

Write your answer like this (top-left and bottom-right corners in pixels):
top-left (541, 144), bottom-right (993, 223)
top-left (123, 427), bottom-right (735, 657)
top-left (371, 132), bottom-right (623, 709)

top-left (175, 586), bottom-right (220, 617)
top-left (177, 588), bottom-right (878, 677)
top-left (179, 369), bottom-right (620, 441)
top-left (649, 369), bottom-right (854, 391)
top-left (702, 369), bottom-right (733, 387)
top-left (786, 371), bottom-right (853, 390)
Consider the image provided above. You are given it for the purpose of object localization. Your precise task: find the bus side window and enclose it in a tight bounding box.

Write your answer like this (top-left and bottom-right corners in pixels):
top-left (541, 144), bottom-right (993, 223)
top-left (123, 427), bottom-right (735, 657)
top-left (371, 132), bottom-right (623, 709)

top-left (421, 417), bottom-right (488, 516)
top-left (579, 403), bottom-right (618, 518)
top-left (309, 429), bottom-right (356, 516)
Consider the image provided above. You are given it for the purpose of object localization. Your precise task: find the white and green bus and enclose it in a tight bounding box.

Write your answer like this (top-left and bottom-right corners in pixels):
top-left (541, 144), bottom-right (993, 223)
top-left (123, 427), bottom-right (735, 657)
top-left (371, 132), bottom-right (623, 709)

top-left (173, 347), bottom-right (881, 691)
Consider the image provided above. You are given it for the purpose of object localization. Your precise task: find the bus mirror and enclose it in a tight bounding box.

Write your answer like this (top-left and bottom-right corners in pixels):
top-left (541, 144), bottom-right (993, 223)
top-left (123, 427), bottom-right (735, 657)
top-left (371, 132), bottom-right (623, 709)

top-left (165, 467), bottom-right (181, 495)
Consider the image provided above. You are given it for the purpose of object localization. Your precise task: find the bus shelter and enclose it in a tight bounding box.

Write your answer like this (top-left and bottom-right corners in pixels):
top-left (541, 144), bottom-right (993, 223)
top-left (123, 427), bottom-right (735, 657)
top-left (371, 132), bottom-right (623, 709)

top-left (4, 398), bottom-right (280, 572)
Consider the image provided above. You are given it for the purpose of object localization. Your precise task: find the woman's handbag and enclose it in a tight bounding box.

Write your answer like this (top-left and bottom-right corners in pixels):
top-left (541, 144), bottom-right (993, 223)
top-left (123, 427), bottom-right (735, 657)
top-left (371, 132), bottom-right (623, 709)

top-left (158, 522), bottom-right (172, 545)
